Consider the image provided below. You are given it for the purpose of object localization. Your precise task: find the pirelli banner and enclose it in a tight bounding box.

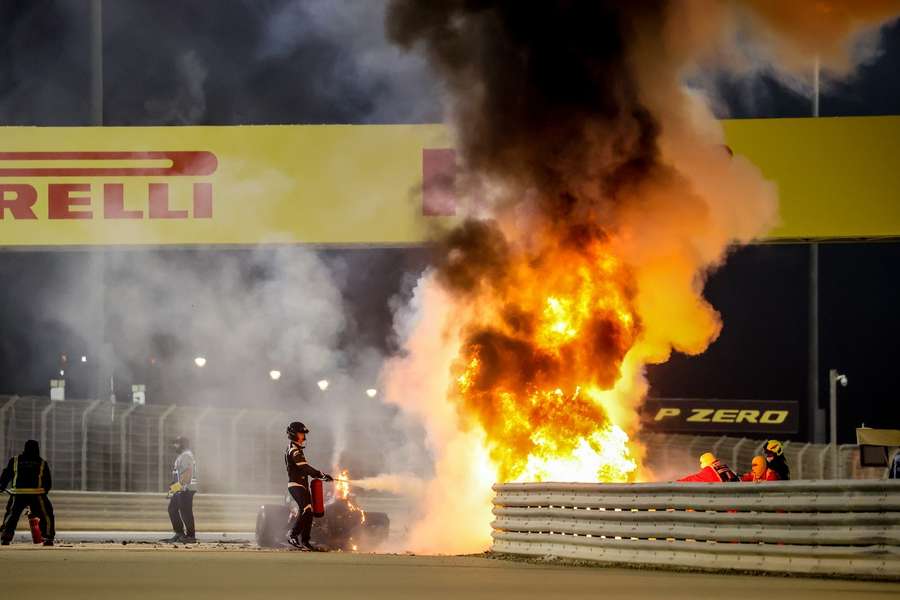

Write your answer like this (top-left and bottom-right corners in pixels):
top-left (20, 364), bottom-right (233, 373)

top-left (0, 116), bottom-right (898, 247)
top-left (642, 398), bottom-right (800, 435)
top-left (0, 124), bottom-right (453, 247)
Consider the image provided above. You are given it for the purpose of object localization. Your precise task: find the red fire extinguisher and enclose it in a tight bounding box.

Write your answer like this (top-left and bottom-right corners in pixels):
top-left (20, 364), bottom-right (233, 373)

top-left (27, 510), bottom-right (43, 544)
top-left (311, 479), bottom-right (325, 518)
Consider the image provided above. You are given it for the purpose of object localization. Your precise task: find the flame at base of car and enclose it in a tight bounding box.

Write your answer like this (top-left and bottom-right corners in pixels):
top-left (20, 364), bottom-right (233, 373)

top-left (333, 469), bottom-right (365, 524)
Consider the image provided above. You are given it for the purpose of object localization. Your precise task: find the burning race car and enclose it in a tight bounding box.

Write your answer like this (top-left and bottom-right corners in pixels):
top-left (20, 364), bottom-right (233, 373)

top-left (255, 473), bottom-right (389, 551)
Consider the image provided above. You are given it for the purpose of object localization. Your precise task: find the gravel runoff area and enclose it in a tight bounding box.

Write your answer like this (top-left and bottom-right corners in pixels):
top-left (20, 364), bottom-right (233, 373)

top-left (2, 543), bottom-right (899, 600)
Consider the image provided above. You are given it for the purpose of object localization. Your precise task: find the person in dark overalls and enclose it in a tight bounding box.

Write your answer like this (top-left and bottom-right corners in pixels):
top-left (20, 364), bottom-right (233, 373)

top-left (764, 439), bottom-right (791, 480)
top-left (284, 422), bottom-right (332, 551)
top-left (0, 440), bottom-right (55, 546)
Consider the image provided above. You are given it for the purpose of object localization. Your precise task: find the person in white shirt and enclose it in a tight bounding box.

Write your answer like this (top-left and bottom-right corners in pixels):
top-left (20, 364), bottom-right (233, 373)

top-left (161, 436), bottom-right (197, 543)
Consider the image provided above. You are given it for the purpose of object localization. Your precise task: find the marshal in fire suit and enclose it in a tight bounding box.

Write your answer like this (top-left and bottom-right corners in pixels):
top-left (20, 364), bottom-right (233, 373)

top-left (0, 440), bottom-right (55, 545)
top-left (763, 439), bottom-right (791, 480)
top-left (740, 455), bottom-right (780, 482)
top-left (678, 452), bottom-right (740, 483)
top-left (284, 421), bottom-right (332, 551)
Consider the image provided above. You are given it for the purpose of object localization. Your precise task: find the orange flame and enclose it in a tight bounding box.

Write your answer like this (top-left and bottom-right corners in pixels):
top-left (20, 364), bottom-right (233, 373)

top-left (334, 469), bottom-right (366, 524)
top-left (334, 469), bottom-right (351, 500)
top-left (449, 238), bottom-right (643, 484)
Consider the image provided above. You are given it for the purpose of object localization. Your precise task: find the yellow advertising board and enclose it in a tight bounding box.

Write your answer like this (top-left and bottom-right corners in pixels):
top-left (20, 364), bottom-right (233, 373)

top-left (0, 117), bottom-right (897, 247)
top-left (0, 124), bottom-right (452, 247)
top-left (723, 116), bottom-right (900, 240)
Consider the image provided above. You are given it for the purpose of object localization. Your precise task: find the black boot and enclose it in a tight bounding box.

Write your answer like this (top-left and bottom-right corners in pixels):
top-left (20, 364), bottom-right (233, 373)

top-left (301, 539), bottom-right (327, 552)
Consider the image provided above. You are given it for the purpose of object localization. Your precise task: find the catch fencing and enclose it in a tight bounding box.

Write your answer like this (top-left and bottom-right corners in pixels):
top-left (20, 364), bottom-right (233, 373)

top-left (491, 480), bottom-right (900, 579)
top-left (0, 395), bottom-right (299, 494)
top-left (0, 395), bottom-right (890, 495)
top-left (640, 432), bottom-right (888, 481)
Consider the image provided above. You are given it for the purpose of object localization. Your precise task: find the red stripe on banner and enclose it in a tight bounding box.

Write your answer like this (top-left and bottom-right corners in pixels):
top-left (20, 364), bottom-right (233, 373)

top-left (0, 151), bottom-right (218, 177)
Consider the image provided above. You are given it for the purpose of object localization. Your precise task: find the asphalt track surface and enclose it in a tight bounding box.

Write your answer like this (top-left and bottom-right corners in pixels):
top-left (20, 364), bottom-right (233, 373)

top-left (2, 542), bottom-right (899, 600)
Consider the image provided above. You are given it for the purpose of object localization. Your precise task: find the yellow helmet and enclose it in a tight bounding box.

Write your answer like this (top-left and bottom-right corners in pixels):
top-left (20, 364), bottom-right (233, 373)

top-left (699, 452), bottom-right (716, 469)
top-left (765, 440), bottom-right (784, 456)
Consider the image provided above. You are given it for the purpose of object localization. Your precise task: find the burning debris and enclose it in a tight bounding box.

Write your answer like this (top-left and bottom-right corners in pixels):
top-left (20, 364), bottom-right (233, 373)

top-left (381, 1), bottom-right (900, 553)
top-left (332, 469), bottom-right (367, 525)
top-left (256, 469), bottom-right (388, 552)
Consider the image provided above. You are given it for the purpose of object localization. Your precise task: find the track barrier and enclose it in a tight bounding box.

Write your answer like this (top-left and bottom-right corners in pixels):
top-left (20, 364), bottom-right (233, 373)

top-left (491, 480), bottom-right (900, 580)
top-left (10, 491), bottom-right (411, 534)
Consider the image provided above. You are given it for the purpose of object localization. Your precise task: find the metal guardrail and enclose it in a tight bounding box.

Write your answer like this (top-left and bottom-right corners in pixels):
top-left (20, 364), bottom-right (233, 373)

top-left (43, 491), bottom-right (282, 532)
top-left (7, 490), bottom-right (414, 535)
top-left (491, 481), bottom-right (900, 579)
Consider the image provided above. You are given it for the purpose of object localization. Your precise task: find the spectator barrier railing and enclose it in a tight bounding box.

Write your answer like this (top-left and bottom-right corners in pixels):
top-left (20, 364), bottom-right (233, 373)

top-left (491, 480), bottom-right (900, 579)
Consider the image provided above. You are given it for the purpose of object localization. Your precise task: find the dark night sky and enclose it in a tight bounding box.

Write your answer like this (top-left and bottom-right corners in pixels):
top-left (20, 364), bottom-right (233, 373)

top-left (0, 1), bottom-right (897, 443)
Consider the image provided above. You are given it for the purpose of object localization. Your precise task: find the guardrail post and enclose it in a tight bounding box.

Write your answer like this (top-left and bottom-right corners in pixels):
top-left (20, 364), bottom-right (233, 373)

top-left (266, 413), bottom-right (285, 492)
top-left (0, 396), bottom-right (18, 457)
top-left (712, 435), bottom-right (728, 460)
top-left (119, 403), bottom-right (139, 491)
top-left (230, 409), bottom-right (247, 493)
top-left (80, 399), bottom-right (102, 491)
top-left (752, 439), bottom-right (766, 456)
top-left (796, 442), bottom-right (811, 480)
top-left (731, 437), bottom-right (748, 470)
top-left (818, 444), bottom-right (832, 479)
top-left (40, 402), bottom-right (55, 465)
top-left (193, 406), bottom-right (212, 491)
top-left (661, 434), bottom-right (676, 461)
top-left (194, 406), bottom-right (212, 451)
top-left (157, 405), bottom-right (177, 491)
top-left (687, 434), bottom-right (704, 458)
top-left (838, 444), bottom-right (853, 479)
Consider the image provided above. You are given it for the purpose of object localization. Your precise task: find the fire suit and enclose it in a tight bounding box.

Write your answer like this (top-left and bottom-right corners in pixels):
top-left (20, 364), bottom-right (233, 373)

top-left (678, 460), bottom-right (740, 482)
top-left (284, 441), bottom-right (325, 543)
top-left (740, 469), bottom-right (780, 482)
top-left (0, 448), bottom-right (55, 543)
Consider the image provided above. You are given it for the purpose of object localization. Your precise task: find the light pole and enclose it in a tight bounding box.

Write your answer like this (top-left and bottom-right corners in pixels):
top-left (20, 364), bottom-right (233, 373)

top-left (808, 55), bottom-right (827, 444)
top-left (829, 368), bottom-right (848, 479)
